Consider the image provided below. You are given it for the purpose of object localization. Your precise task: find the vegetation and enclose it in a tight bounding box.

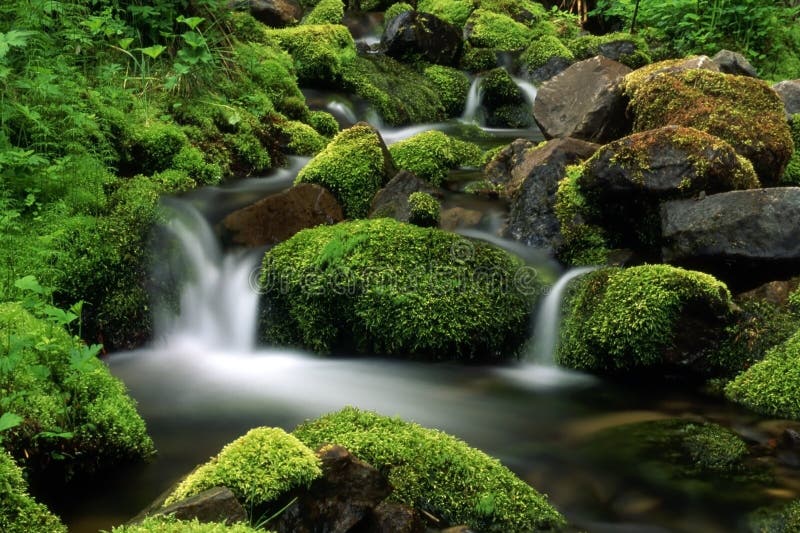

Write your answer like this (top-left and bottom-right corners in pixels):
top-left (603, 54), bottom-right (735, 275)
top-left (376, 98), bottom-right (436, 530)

top-left (554, 164), bottom-right (609, 266)
top-left (301, 0), bottom-right (345, 25)
top-left (384, 2), bottom-right (415, 24)
top-left (0, 451), bottom-right (65, 533)
top-left (521, 35), bottom-right (574, 72)
top-left (422, 64), bottom-right (471, 117)
top-left (464, 9), bottom-right (533, 50)
top-left (112, 516), bottom-right (264, 533)
top-left (407, 192), bottom-right (441, 227)
top-left (418, 0), bottom-right (476, 27)
top-left (749, 499), bottom-right (800, 533)
top-left (293, 407), bottom-right (566, 532)
top-left (783, 114), bottom-right (800, 185)
top-left (388, 131), bottom-right (483, 186)
top-left (259, 218), bottom-right (538, 360)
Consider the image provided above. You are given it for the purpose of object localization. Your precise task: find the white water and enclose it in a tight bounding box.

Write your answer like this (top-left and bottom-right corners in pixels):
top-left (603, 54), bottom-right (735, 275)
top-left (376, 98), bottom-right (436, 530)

top-left (513, 77), bottom-right (538, 107)
top-left (461, 76), bottom-right (484, 123)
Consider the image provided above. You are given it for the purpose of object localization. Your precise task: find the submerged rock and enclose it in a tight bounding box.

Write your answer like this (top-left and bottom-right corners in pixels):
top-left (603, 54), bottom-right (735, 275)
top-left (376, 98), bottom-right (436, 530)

top-left (382, 11), bottom-right (463, 67)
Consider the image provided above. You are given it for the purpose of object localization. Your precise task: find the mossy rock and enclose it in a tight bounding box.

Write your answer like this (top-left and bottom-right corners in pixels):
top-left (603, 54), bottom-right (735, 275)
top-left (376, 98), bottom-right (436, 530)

top-left (422, 64), bottom-right (471, 117)
top-left (417, 0), bottom-right (476, 27)
top-left (625, 68), bottom-right (793, 184)
top-left (407, 191), bottom-right (440, 227)
top-left (113, 516), bottom-right (264, 533)
top-left (124, 121), bottom-right (189, 176)
top-left (258, 218), bottom-right (539, 360)
top-left (725, 328), bottom-right (800, 420)
top-left (566, 31), bottom-right (651, 69)
top-left (476, 0), bottom-right (548, 25)
top-left (384, 2), bottom-right (414, 24)
top-left (749, 499), bottom-right (800, 533)
top-left (165, 427), bottom-right (322, 507)
top-left (293, 407), bottom-right (566, 532)
top-left (558, 265), bottom-right (737, 377)
top-left (782, 113), bottom-right (800, 185)
top-left (0, 302), bottom-right (154, 478)
top-left (307, 110), bottom-right (339, 137)
top-left (479, 67), bottom-right (534, 128)
top-left (388, 130), bottom-right (483, 186)
top-left (460, 44), bottom-right (500, 72)
top-left (464, 9), bottom-right (533, 51)
top-left (520, 35), bottom-right (574, 77)
top-left (553, 164), bottom-right (609, 266)
top-left (295, 123), bottom-right (394, 218)
top-left (0, 452), bottom-right (65, 533)
top-left (276, 120), bottom-right (328, 156)
top-left (264, 24), bottom-right (357, 85)
top-left (301, 0), bottom-right (344, 25)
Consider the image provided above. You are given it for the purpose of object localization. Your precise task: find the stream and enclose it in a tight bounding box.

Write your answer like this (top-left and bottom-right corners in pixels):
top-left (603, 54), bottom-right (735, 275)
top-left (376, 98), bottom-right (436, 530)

top-left (50, 79), bottom-right (800, 533)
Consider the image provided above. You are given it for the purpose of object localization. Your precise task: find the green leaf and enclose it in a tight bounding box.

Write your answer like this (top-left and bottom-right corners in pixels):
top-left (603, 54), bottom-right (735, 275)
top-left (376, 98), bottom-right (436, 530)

top-left (0, 412), bottom-right (23, 433)
top-left (118, 37), bottom-right (134, 50)
top-left (181, 31), bottom-right (205, 49)
top-left (177, 16), bottom-right (205, 30)
top-left (0, 30), bottom-right (36, 59)
top-left (14, 275), bottom-right (45, 295)
top-left (137, 45), bottom-right (166, 59)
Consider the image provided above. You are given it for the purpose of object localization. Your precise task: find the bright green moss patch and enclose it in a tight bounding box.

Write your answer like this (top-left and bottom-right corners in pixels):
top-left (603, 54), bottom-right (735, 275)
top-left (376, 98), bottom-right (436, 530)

top-left (554, 164), bottom-right (608, 266)
top-left (301, 0), bottom-right (344, 25)
top-left (124, 121), bottom-right (189, 175)
top-left (521, 35), bottom-right (574, 72)
top-left (263, 25), bottom-right (357, 85)
top-left (464, 9), bottom-right (533, 51)
top-left (407, 191), bottom-right (440, 227)
top-left (725, 328), bottom-right (800, 420)
top-left (389, 130), bottom-right (483, 186)
top-left (0, 452), bottom-right (65, 533)
top-left (295, 124), bottom-right (390, 218)
top-left (558, 265), bottom-right (735, 375)
top-left (417, 0), bottom-right (476, 27)
top-left (307, 110), bottom-right (339, 137)
top-left (478, 0), bottom-right (547, 23)
top-left (422, 64), bottom-right (470, 117)
top-left (749, 499), bottom-right (800, 533)
top-left (293, 407), bottom-right (565, 532)
top-left (566, 32), bottom-right (651, 69)
top-left (782, 114), bottom-right (800, 185)
top-left (259, 218), bottom-right (537, 360)
top-left (277, 120), bottom-right (328, 156)
top-left (113, 516), bottom-right (264, 533)
top-left (385, 1), bottom-right (415, 23)
top-left (164, 427), bottom-right (321, 507)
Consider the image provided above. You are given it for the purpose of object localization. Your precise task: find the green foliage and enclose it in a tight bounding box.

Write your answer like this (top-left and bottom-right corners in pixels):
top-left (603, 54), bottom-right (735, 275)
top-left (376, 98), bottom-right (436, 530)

top-left (264, 25), bottom-right (357, 85)
top-left (0, 451), bottom-right (66, 533)
top-left (384, 2), bottom-right (415, 24)
top-left (566, 31), bottom-right (651, 69)
top-left (293, 407), bottom-right (566, 532)
top-left (749, 499), bottom-right (800, 533)
top-left (407, 192), bottom-right (440, 227)
top-left (558, 265), bottom-right (735, 374)
top-left (302, 0), bottom-right (345, 25)
top-left (112, 516), bottom-right (264, 533)
top-left (125, 121), bottom-right (189, 175)
top-left (782, 115), bottom-right (800, 185)
top-left (389, 131), bottom-right (483, 186)
top-left (259, 219), bottom-right (538, 360)
top-left (295, 124), bottom-right (389, 218)
top-left (521, 35), bottom-right (574, 71)
top-left (307, 110), bottom-right (339, 137)
top-left (464, 9), bottom-right (533, 50)
top-left (418, 0), bottom-right (476, 27)
top-left (554, 164), bottom-right (608, 266)
top-left (277, 120), bottom-right (327, 156)
top-left (164, 427), bottom-right (321, 507)
top-left (725, 328), bottom-right (800, 420)
top-left (422, 65), bottom-right (470, 117)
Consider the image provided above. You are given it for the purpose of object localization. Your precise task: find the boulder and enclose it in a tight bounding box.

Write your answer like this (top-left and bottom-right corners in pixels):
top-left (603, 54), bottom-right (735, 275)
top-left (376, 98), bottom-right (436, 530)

top-left (712, 49), bottom-right (758, 77)
top-left (661, 188), bottom-right (800, 289)
top-left (222, 183), bottom-right (344, 247)
top-left (365, 501), bottom-right (425, 533)
top-left (370, 170), bottom-right (439, 222)
top-left (484, 138), bottom-right (538, 187)
top-left (230, 0), bottom-right (302, 27)
top-left (533, 56), bottom-right (632, 143)
top-left (381, 11), bottom-right (463, 67)
top-left (150, 487), bottom-right (246, 525)
top-left (772, 79), bottom-right (800, 118)
top-left (502, 137), bottom-right (599, 252)
top-left (622, 56), bottom-right (719, 94)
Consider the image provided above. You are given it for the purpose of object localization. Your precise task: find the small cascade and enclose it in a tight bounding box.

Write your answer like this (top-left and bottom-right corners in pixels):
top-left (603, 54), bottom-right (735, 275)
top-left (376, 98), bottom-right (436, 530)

top-left (461, 76), bottom-right (484, 123)
top-left (154, 200), bottom-right (262, 353)
top-left (513, 77), bottom-right (538, 107)
top-left (326, 100), bottom-right (359, 127)
top-left (530, 266), bottom-right (598, 365)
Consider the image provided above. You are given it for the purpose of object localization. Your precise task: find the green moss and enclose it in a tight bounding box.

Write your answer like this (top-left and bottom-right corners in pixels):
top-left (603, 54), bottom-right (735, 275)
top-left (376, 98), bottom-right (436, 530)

top-left (165, 427), bottom-right (321, 507)
top-left (125, 121), bottom-right (189, 175)
top-left (0, 452), bottom-right (66, 533)
top-left (749, 499), bottom-right (800, 533)
top-left (385, 2), bottom-right (414, 23)
top-left (422, 64), bottom-right (470, 117)
top-left (566, 32), bottom-right (652, 69)
top-left (277, 120), bottom-right (328, 156)
top-left (464, 9), bottom-right (533, 50)
top-left (389, 130), bottom-right (483, 186)
top-left (307, 110), bottom-right (339, 137)
top-left (554, 164), bottom-right (608, 266)
top-left (725, 328), bottom-right (800, 420)
top-left (481, 68), bottom-right (524, 105)
top-left (417, 0), bottom-right (476, 27)
top-left (477, 0), bottom-right (547, 24)
top-left (0, 302), bottom-right (154, 478)
top-left (302, 0), bottom-right (344, 24)
top-left (558, 265), bottom-right (735, 374)
top-left (231, 42), bottom-right (303, 109)
top-left (264, 25), bottom-right (357, 85)
top-left (782, 114), bottom-right (800, 185)
top-left (259, 218), bottom-right (538, 359)
top-left (113, 516), bottom-right (264, 533)
top-left (521, 35), bottom-right (574, 71)
top-left (295, 124), bottom-right (389, 218)
top-left (626, 69), bottom-right (793, 183)
top-left (407, 191), bottom-right (440, 227)
top-left (463, 179), bottom-right (503, 195)
top-left (293, 407), bottom-right (565, 532)
top-left (172, 145), bottom-right (223, 185)
top-left (460, 45), bottom-right (499, 71)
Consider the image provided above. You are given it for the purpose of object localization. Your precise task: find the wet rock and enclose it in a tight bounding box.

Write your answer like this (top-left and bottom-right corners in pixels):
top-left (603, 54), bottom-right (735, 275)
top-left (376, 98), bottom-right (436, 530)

top-left (230, 0), bottom-right (302, 27)
top-left (661, 188), bottom-right (800, 290)
top-left (484, 138), bottom-right (538, 187)
top-left (623, 56), bottom-right (719, 94)
top-left (148, 487), bottom-right (246, 525)
top-left (502, 137), bottom-right (599, 252)
top-left (772, 80), bottom-right (800, 118)
top-left (712, 49), bottom-right (758, 77)
top-left (737, 278), bottom-right (800, 306)
top-left (382, 11), bottom-right (463, 67)
top-left (365, 501), bottom-right (424, 532)
top-left (272, 445), bottom-right (391, 533)
top-left (221, 183), bottom-right (343, 247)
top-left (439, 207), bottom-right (483, 230)
top-left (524, 55), bottom-right (572, 85)
top-left (370, 170), bottom-right (439, 222)
top-left (533, 56), bottom-right (632, 143)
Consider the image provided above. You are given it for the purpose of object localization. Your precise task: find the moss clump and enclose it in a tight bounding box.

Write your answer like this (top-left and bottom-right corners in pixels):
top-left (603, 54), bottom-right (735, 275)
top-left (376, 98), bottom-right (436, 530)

top-left (422, 64), bottom-right (470, 117)
top-left (264, 25), bottom-right (356, 85)
top-left (164, 427), bottom-right (321, 507)
top-left (125, 121), bottom-right (189, 175)
top-left (749, 499), bottom-right (800, 533)
top-left (553, 164), bottom-right (609, 266)
top-left (407, 191), bottom-right (440, 227)
top-left (0, 452), bottom-right (65, 533)
top-left (385, 1), bottom-right (414, 23)
top-left (172, 145), bottom-right (223, 185)
top-left (113, 516), bottom-right (263, 533)
top-left (626, 69), bottom-right (793, 184)
top-left (782, 114), bottom-right (800, 185)
top-left (460, 45), bottom-right (499, 71)
top-left (477, 0), bottom-right (548, 24)
top-left (558, 265), bottom-right (735, 375)
top-left (277, 120), bottom-right (328, 156)
top-left (295, 124), bottom-right (390, 218)
top-left (389, 130), bottom-right (482, 186)
top-left (417, 0), bottom-right (476, 27)
top-left (301, 0), bottom-right (344, 24)
top-left (293, 407), bottom-right (565, 532)
top-left (464, 9), bottom-right (533, 51)
top-left (307, 110), bottom-right (339, 137)
top-left (0, 302), bottom-right (154, 478)
top-left (259, 218), bottom-right (537, 360)
top-left (725, 328), bottom-right (800, 420)
top-left (520, 35), bottom-right (574, 72)
top-left (566, 31), bottom-right (652, 69)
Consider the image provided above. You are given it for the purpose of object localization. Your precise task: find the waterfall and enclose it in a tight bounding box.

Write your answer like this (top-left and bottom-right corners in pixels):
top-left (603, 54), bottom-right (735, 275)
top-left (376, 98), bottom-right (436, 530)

top-left (529, 266), bottom-right (597, 365)
top-left (513, 77), bottom-right (538, 107)
top-left (461, 76), bottom-right (484, 123)
top-left (154, 200), bottom-right (262, 353)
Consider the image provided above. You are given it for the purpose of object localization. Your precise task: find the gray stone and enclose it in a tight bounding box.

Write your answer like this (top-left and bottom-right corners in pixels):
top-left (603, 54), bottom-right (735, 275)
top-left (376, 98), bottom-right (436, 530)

top-left (381, 11), bottom-right (463, 67)
top-left (523, 55), bottom-right (572, 84)
top-left (370, 170), bottom-right (439, 222)
top-left (712, 49), bottom-right (759, 78)
top-left (772, 79), bottom-right (800, 118)
top-left (152, 487), bottom-right (246, 525)
top-left (533, 56), bottom-right (632, 143)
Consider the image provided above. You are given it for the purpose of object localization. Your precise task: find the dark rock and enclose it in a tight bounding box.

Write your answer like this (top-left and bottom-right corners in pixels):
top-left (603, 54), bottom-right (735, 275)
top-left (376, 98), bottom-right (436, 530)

top-left (597, 40), bottom-right (639, 64)
top-left (712, 49), bottom-right (758, 77)
top-left (533, 56), bottom-right (632, 143)
top-left (484, 138), bottom-right (538, 187)
top-left (523, 55), bottom-right (572, 85)
top-left (772, 79), bottom-right (800, 118)
top-left (364, 501), bottom-right (424, 533)
top-left (222, 183), bottom-right (343, 247)
top-left (502, 137), bottom-right (599, 251)
top-left (150, 487), bottom-right (246, 525)
top-left (661, 187), bottom-right (800, 290)
top-left (229, 0), bottom-right (302, 27)
top-left (381, 11), bottom-right (463, 67)
top-left (370, 170), bottom-right (439, 222)
top-left (272, 445), bottom-right (391, 533)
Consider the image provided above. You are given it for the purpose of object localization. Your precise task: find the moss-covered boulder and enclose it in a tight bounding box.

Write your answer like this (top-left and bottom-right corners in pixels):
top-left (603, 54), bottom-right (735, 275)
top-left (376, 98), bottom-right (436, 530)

top-left (300, 0), bottom-right (343, 25)
top-left (464, 9), bottom-right (533, 51)
top-left (407, 191), bottom-right (440, 227)
top-left (258, 218), bottom-right (539, 360)
top-left (113, 516), bottom-right (262, 533)
top-left (165, 427), bottom-right (322, 507)
top-left (381, 11), bottom-right (463, 67)
top-left (422, 64), bottom-right (471, 117)
top-left (558, 265), bottom-right (737, 377)
top-left (566, 31), bottom-right (651, 69)
top-left (417, 0), bottom-right (475, 27)
top-left (264, 24), bottom-right (356, 85)
top-left (0, 301), bottom-right (154, 478)
top-left (519, 35), bottom-right (574, 83)
top-left (480, 67), bottom-right (534, 128)
top-left (293, 407), bottom-right (566, 532)
top-left (388, 130), bottom-right (482, 186)
top-left (782, 113), bottom-right (800, 185)
top-left (295, 123), bottom-right (395, 218)
top-left (749, 499), bottom-right (800, 533)
top-left (0, 452), bottom-right (65, 533)
top-left (625, 68), bottom-right (793, 184)
top-left (725, 328), bottom-right (800, 420)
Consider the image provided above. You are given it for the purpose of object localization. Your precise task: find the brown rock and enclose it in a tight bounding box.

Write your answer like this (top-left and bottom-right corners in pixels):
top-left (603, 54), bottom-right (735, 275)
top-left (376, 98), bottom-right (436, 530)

top-left (149, 486), bottom-right (246, 525)
top-left (365, 501), bottom-right (425, 533)
top-left (439, 207), bottom-right (483, 231)
top-left (736, 278), bottom-right (800, 305)
top-left (370, 170), bottom-right (439, 222)
top-left (222, 183), bottom-right (343, 247)
top-left (230, 0), bottom-right (302, 27)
